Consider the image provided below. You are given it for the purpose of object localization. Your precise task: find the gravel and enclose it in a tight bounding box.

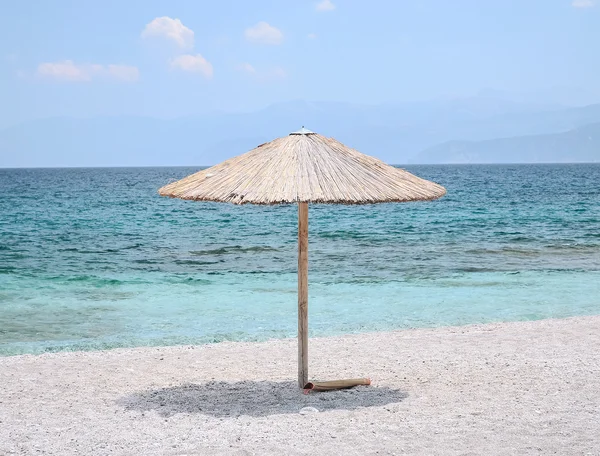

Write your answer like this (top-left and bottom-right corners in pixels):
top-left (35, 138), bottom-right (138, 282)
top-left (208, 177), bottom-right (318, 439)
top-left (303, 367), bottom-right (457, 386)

top-left (1, 316), bottom-right (599, 455)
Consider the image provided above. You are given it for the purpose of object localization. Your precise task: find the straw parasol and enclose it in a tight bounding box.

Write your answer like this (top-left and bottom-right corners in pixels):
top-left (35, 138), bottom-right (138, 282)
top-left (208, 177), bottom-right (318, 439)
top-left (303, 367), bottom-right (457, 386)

top-left (159, 127), bottom-right (446, 389)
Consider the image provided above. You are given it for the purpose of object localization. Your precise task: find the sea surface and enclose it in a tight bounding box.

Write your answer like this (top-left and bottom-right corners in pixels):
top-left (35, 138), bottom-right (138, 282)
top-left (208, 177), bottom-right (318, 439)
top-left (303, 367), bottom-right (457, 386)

top-left (0, 164), bottom-right (599, 355)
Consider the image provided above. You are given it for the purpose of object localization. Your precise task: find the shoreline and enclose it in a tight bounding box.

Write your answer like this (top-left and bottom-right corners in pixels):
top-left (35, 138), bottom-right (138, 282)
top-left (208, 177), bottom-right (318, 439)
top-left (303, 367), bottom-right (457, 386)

top-left (4, 311), bottom-right (600, 359)
top-left (2, 315), bottom-right (599, 455)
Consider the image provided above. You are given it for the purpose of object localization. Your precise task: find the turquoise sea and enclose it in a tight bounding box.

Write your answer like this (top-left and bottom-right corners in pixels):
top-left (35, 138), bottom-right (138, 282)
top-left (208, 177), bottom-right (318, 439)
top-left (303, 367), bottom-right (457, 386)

top-left (0, 164), bottom-right (599, 355)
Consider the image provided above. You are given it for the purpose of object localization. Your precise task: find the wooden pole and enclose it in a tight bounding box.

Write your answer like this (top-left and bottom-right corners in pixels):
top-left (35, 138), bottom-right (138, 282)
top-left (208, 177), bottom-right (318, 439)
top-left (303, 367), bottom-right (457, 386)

top-left (298, 202), bottom-right (309, 388)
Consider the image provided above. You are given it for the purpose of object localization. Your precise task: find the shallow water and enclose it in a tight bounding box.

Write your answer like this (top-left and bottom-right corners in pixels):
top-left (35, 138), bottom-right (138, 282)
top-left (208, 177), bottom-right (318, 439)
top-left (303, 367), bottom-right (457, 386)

top-left (0, 164), bottom-right (599, 355)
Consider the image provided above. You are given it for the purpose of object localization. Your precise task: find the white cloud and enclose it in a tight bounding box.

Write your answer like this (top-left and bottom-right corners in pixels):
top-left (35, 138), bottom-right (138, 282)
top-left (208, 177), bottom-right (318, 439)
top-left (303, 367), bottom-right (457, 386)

top-left (36, 60), bottom-right (139, 82)
top-left (237, 63), bottom-right (286, 81)
top-left (170, 54), bottom-right (213, 78)
top-left (316, 0), bottom-right (336, 11)
top-left (572, 0), bottom-right (594, 7)
top-left (142, 17), bottom-right (216, 78)
top-left (107, 65), bottom-right (140, 82)
top-left (270, 67), bottom-right (287, 79)
top-left (37, 60), bottom-right (94, 81)
top-left (141, 16), bottom-right (194, 50)
top-left (244, 22), bottom-right (283, 45)
top-left (307, 33), bottom-right (317, 39)
top-left (236, 63), bottom-right (256, 74)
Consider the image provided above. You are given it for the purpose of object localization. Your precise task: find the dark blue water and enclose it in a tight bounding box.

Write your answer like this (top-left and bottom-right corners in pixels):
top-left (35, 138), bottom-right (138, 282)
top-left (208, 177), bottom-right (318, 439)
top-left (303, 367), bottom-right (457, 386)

top-left (0, 164), bottom-right (599, 355)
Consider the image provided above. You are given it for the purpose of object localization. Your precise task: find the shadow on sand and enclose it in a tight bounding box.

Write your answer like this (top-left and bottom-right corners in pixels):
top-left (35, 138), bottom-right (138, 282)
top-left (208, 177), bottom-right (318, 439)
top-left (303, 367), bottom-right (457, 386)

top-left (119, 380), bottom-right (407, 418)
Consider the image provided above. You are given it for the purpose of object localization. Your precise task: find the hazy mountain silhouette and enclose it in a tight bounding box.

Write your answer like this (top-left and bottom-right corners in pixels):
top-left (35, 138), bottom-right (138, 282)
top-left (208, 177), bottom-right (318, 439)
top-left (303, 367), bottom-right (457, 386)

top-left (1, 96), bottom-right (600, 167)
top-left (413, 122), bottom-right (600, 164)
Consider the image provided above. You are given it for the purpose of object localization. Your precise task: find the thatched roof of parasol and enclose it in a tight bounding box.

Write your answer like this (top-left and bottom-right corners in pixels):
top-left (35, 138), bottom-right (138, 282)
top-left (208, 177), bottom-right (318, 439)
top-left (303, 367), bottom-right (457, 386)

top-left (158, 130), bottom-right (446, 205)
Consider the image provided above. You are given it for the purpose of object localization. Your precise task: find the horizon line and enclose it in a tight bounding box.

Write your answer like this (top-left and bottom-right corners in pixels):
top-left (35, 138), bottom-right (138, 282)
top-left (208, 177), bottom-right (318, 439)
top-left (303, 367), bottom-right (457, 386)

top-left (1, 162), bottom-right (599, 170)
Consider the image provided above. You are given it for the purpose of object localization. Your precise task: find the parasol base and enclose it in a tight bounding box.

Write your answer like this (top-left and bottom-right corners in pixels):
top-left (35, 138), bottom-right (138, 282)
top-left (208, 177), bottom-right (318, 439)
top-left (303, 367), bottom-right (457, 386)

top-left (302, 378), bottom-right (371, 392)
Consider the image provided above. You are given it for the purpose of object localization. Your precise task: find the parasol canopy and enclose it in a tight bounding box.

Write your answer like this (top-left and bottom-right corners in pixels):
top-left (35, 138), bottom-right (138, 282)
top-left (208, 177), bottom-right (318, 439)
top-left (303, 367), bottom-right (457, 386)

top-left (158, 128), bottom-right (446, 204)
top-left (159, 128), bottom-right (446, 389)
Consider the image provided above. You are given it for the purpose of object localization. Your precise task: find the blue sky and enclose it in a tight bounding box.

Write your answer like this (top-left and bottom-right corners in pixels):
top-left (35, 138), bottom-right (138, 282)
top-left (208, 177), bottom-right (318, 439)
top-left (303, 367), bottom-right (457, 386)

top-left (1, 0), bottom-right (598, 128)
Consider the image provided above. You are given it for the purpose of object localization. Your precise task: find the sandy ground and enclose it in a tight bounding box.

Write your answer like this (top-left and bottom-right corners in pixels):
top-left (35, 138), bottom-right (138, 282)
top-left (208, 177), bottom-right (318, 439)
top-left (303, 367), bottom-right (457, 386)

top-left (1, 316), bottom-right (599, 456)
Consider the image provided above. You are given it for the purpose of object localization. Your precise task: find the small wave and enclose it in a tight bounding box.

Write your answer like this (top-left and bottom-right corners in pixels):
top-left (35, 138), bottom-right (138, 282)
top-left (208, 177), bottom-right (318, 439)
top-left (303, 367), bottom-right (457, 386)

top-left (174, 259), bottom-right (222, 265)
top-left (102, 244), bottom-right (144, 253)
top-left (500, 248), bottom-right (540, 256)
top-left (72, 290), bottom-right (136, 301)
top-left (456, 267), bottom-right (498, 273)
top-left (190, 246), bottom-right (278, 256)
top-left (223, 269), bottom-right (290, 275)
top-left (544, 243), bottom-right (600, 253)
top-left (118, 243), bottom-right (144, 251)
top-left (251, 287), bottom-right (296, 294)
top-left (65, 276), bottom-right (125, 286)
top-left (58, 244), bottom-right (144, 254)
top-left (0, 292), bottom-right (16, 302)
top-left (464, 247), bottom-right (539, 256)
top-left (439, 280), bottom-right (506, 288)
top-left (464, 248), bottom-right (491, 255)
top-left (2, 253), bottom-right (26, 260)
top-left (180, 277), bottom-right (212, 285)
top-left (318, 231), bottom-right (368, 240)
top-left (133, 259), bottom-right (160, 264)
top-left (509, 236), bottom-right (534, 242)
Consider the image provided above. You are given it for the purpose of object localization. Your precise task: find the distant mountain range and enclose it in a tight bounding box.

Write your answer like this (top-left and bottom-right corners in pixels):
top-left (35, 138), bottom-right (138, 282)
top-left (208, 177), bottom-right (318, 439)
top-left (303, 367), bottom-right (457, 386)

top-left (413, 122), bottom-right (600, 164)
top-left (1, 95), bottom-right (600, 167)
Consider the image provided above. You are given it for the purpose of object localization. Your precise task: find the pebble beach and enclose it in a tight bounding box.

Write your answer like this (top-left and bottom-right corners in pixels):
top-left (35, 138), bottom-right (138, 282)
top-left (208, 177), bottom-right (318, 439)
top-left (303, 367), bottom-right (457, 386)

top-left (2, 315), bottom-right (599, 455)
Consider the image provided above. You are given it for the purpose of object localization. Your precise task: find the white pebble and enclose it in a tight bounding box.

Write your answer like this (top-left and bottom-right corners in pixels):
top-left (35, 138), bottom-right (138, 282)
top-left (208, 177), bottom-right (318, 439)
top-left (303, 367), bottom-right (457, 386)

top-left (299, 407), bottom-right (319, 415)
